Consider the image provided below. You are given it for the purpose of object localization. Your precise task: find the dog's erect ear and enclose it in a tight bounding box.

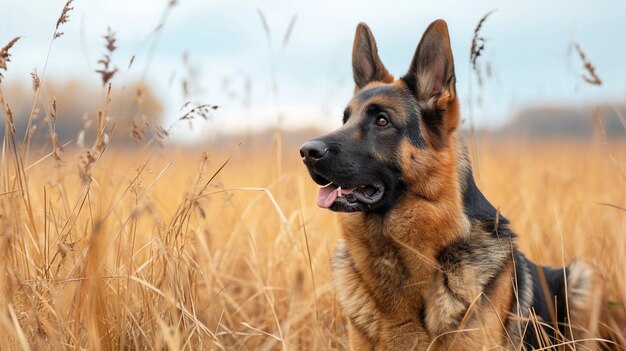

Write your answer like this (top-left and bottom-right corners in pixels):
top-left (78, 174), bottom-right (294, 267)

top-left (352, 23), bottom-right (394, 91)
top-left (403, 20), bottom-right (459, 141)
top-left (404, 19), bottom-right (456, 103)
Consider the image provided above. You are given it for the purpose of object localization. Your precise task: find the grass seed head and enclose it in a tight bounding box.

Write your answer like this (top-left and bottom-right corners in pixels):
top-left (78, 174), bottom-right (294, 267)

top-left (3, 102), bottom-right (16, 134)
top-left (180, 104), bottom-right (219, 121)
top-left (54, 0), bottom-right (74, 39)
top-left (30, 68), bottom-right (41, 91)
top-left (131, 118), bottom-right (147, 143)
top-left (95, 27), bottom-right (118, 86)
top-left (0, 36), bottom-right (21, 82)
top-left (574, 43), bottom-right (603, 86)
top-left (49, 98), bottom-right (57, 122)
top-left (470, 11), bottom-right (493, 68)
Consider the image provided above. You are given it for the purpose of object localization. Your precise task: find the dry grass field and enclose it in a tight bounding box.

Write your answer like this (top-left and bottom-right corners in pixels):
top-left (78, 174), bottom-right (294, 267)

top-left (0, 133), bottom-right (625, 350)
top-left (1, 1), bottom-right (625, 349)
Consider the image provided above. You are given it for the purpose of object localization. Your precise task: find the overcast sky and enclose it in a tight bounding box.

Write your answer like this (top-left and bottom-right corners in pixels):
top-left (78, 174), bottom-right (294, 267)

top-left (1, 0), bottom-right (624, 139)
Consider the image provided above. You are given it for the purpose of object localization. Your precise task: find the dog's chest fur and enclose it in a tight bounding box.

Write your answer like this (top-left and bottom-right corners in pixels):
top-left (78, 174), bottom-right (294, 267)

top-left (332, 213), bottom-right (516, 349)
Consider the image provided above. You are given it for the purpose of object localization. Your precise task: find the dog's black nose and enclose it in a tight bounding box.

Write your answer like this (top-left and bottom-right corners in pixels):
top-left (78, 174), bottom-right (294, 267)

top-left (300, 140), bottom-right (329, 165)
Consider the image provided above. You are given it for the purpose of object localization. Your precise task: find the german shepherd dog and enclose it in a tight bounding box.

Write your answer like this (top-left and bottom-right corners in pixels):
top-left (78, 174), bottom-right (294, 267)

top-left (300, 20), bottom-right (611, 350)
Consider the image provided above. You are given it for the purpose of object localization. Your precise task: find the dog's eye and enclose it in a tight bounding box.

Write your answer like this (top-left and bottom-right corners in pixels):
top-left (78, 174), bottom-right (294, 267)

top-left (375, 114), bottom-right (389, 127)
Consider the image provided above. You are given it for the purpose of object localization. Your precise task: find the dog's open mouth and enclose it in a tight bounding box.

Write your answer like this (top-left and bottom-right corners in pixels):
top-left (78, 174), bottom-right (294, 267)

top-left (317, 183), bottom-right (385, 209)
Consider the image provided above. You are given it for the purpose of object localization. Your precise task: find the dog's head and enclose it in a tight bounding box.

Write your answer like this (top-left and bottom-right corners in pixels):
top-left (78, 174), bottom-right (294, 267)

top-left (300, 20), bottom-right (461, 213)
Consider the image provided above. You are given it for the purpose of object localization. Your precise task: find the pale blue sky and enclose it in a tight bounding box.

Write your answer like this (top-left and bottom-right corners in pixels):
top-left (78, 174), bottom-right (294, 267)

top-left (1, 0), bottom-right (624, 138)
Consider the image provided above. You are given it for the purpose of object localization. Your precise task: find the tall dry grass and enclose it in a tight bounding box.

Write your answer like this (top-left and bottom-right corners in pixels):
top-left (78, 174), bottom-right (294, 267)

top-left (0, 138), bottom-right (625, 350)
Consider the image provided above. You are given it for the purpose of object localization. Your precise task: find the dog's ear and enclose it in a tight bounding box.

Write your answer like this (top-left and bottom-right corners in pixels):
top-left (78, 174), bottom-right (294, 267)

top-left (403, 20), bottom-right (459, 144)
top-left (352, 22), bottom-right (393, 91)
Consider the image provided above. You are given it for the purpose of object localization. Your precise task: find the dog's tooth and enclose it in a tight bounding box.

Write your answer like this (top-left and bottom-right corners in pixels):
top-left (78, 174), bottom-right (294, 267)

top-left (337, 186), bottom-right (342, 197)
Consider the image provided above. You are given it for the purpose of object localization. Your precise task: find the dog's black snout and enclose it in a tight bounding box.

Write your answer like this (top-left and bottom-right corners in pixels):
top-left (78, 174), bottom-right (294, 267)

top-left (300, 140), bottom-right (329, 165)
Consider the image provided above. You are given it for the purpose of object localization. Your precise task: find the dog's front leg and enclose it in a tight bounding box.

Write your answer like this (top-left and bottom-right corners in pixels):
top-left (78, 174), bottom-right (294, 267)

top-left (423, 270), bottom-right (473, 337)
top-left (422, 269), bottom-right (494, 350)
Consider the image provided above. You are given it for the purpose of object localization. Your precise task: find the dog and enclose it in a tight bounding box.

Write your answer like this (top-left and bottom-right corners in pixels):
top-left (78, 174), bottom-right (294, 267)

top-left (300, 20), bottom-right (611, 350)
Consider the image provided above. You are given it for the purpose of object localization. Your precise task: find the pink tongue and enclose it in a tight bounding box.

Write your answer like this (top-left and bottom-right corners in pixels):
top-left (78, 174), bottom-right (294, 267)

top-left (317, 184), bottom-right (339, 208)
top-left (316, 185), bottom-right (357, 208)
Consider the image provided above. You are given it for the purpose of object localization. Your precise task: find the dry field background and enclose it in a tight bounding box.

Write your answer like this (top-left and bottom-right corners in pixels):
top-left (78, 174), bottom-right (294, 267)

top-left (1, 1), bottom-right (626, 350)
top-left (0, 134), bottom-right (625, 350)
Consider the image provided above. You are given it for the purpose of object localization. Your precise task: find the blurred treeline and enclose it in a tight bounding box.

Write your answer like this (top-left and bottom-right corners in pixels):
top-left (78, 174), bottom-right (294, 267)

top-left (1, 76), bottom-right (624, 150)
top-left (1, 79), bottom-right (162, 147)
